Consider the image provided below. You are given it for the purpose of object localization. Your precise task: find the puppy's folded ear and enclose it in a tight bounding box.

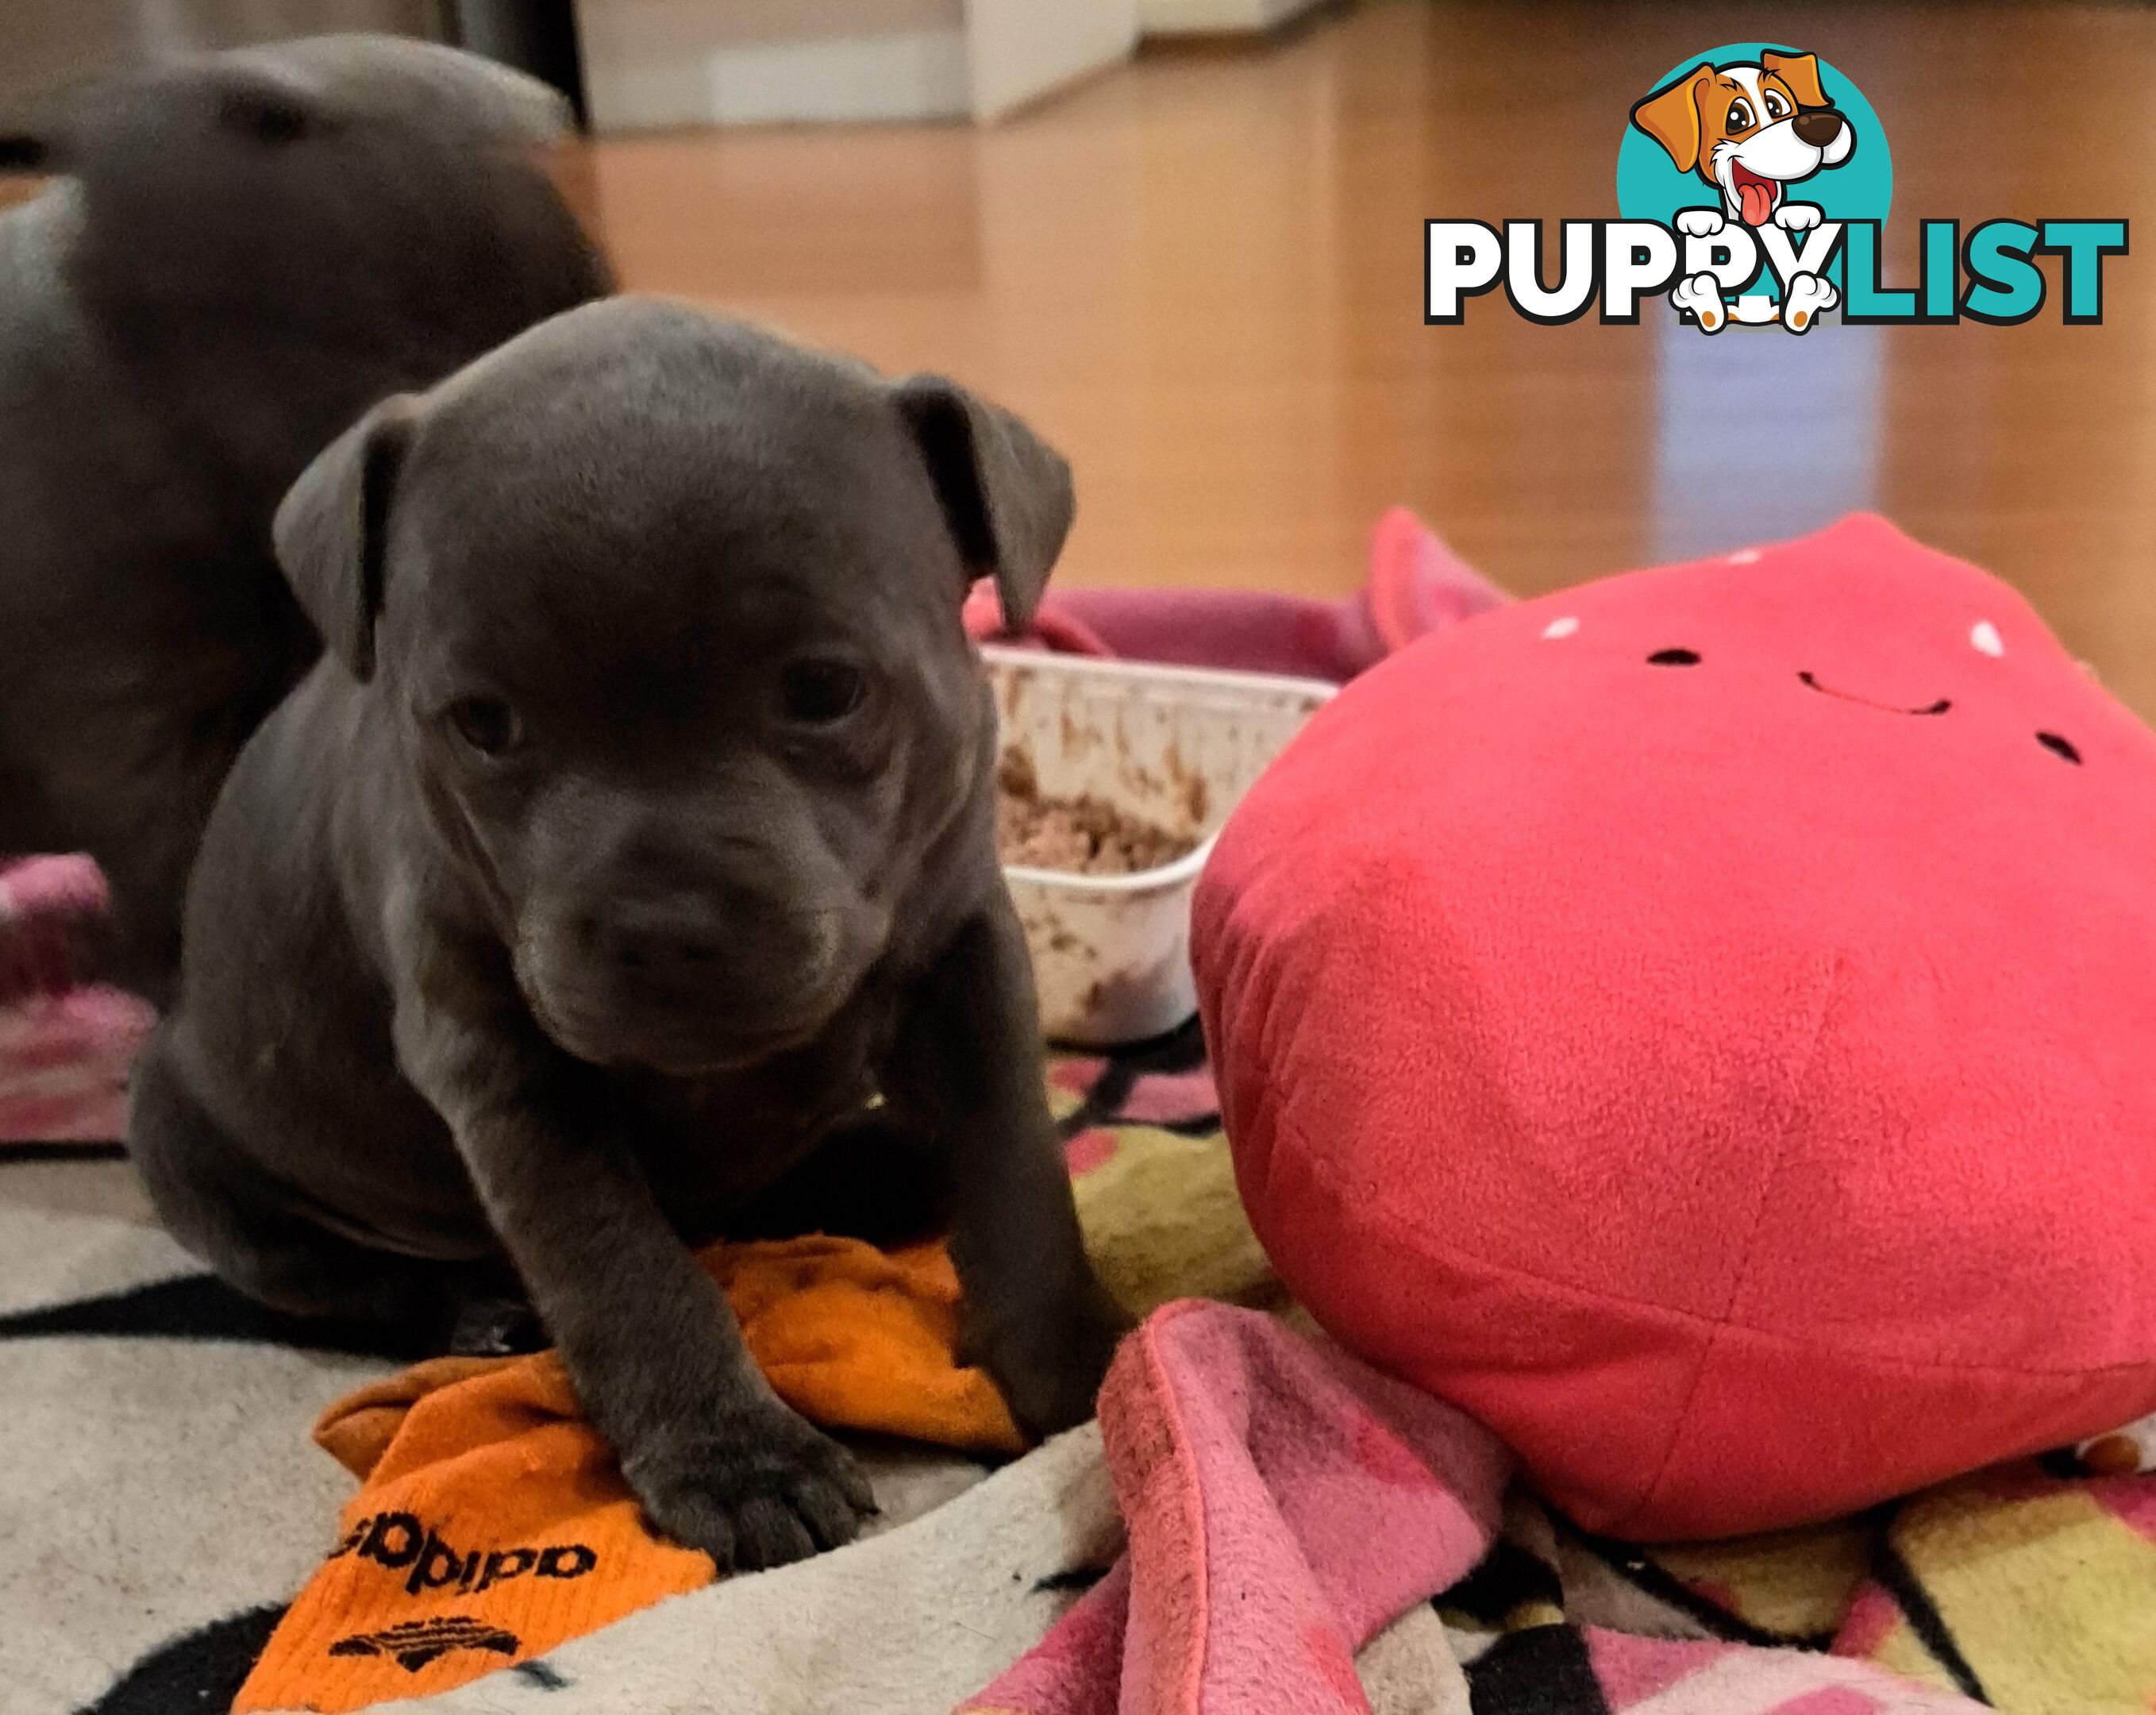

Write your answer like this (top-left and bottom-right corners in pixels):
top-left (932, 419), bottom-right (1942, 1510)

top-left (1761, 49), bottom-right (1829, 110)
top-left (273, 395), bottom-right (419, 681)
top-left (892, 376), bottom-right (1074, 632)
top-left (1630, 64), bottom-right (1714, 175)
top-left (212, 79), bottom-right (320, 147)
top-left (0, 132), bottom-right (49, 172)
top-left (0, 89), bottom-right (70, 173)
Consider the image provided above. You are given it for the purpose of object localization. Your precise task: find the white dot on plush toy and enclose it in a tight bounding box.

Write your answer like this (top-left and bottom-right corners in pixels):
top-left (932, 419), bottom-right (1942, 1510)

top-left (1542, 616), bottom-right (1580, 640)
top-left (1727, 548), bottom-right (1762, 565)
top-left (1971, 621), bottom-right (2005, 657)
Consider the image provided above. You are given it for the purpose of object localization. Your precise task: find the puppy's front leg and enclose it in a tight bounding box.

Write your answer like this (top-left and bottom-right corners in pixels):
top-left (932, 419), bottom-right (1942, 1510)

top-left (885, 895), bottom-right (1127, 1436)
top-left (392, 943), bottom-right (872, 1570)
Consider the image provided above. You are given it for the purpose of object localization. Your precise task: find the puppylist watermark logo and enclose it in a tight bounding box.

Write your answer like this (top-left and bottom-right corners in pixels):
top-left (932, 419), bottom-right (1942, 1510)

top-left (1426, 43), bottom-right (2126, 333)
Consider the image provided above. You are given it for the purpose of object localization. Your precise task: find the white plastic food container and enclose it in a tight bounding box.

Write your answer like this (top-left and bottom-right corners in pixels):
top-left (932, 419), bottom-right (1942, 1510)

top-left (984, 646), bottom-right (1335, 1046)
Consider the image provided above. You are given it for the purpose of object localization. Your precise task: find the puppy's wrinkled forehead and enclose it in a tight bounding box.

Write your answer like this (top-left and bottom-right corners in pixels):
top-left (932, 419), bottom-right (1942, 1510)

top-left (387, 306), bottom-right (959, 696)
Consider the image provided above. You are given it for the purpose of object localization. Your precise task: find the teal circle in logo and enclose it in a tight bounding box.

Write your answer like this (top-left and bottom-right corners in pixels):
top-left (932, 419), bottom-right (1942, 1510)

top-left (1616, 44), bottom-right (1890, 229)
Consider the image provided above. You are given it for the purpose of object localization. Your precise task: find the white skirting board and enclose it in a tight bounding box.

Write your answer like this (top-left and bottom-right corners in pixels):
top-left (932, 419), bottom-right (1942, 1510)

top-left (1140, 0), bottom-right (1324, 32)
top-left (573, 0), bottom-right (1138, 129)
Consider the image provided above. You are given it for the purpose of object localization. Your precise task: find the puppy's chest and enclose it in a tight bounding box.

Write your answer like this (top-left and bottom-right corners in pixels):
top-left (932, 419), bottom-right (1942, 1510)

top-left (618, 997), bottom-right (895, 1231)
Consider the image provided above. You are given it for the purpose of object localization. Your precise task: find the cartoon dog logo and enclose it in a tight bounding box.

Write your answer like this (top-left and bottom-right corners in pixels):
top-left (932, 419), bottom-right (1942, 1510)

top-left (1630, 50), bottom-right (1855, 331)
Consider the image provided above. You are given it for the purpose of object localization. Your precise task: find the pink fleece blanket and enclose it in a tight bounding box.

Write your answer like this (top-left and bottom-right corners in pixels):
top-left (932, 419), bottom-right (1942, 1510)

top-left (966, 1301), bottom-right (1511, 1715)
top-left (961, 507), bottom-right (1509, 679)
top-left (0, 856), bottom-right (154, 1141)
top-left (964, 1302), bottom-right (1991, 1715)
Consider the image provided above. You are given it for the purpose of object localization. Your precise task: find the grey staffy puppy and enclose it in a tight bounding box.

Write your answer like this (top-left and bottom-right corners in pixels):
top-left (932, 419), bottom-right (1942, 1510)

top-left (130, 297), bottom-right (1126, 1570)
top-left (0, 37), bottom-right (610, 998)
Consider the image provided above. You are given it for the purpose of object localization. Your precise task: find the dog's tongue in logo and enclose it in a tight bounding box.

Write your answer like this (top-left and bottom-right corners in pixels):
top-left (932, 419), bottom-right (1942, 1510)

top-left (1630, 49), bottom-right (1854, 230)
top-left (1730, 162), bottom-right (1780, 228)
top-left (1623, 47), bottom-right (1861, 331)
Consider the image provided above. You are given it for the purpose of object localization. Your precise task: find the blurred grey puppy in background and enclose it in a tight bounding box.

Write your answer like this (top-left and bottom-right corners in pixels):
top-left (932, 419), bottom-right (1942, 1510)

top-left (0, 35), bottom-right (613, 1000)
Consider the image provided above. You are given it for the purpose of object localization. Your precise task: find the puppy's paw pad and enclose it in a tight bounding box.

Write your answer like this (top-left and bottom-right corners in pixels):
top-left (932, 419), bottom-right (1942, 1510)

top-left (626, 1411), bottom-right (875, 1571)
top-left (1674, 208), bottom-right (1726, 237)
top-left (1669, 272), bottom-right (1727, 333)
top-left (1782, 273), bottom-right (1836, 333)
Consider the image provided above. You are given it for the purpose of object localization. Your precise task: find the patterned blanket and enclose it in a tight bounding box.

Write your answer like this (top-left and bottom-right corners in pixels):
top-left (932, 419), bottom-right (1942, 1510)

top-left (1440, 1470), bottom-right (2156, 1713)
top-left (4, 881), bottom-right (2154, 1712)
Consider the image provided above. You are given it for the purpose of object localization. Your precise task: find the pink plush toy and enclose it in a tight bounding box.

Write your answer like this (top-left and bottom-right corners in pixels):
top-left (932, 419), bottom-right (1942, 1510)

top-left (1194, 514), bottom-right (2156, 1539)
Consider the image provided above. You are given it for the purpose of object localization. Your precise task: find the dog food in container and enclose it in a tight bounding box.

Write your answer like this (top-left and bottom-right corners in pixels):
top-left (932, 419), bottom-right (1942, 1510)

top-left (984, 647), bottom-right (1334, 1045)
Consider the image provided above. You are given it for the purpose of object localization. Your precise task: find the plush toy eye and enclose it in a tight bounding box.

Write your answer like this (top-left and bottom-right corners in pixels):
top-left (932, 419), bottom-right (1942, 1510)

top-left (779, 659), bottom-right (867, 725)
top-left (2037, 731), bottom-right (2083, 765)
top-left (1727, 98), bottom-right (1755, 131)
top-left (1648, 648), bottom-right (1702, 666)
top-left (446, 695), bottom-right (522, 757)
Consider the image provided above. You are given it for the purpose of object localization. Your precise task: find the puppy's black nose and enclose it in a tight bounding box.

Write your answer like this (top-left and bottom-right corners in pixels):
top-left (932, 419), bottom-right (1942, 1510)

top-left (1793, 110), bottom-right (1845, 148)
top-left (587, 896), bottom-right (732, 978)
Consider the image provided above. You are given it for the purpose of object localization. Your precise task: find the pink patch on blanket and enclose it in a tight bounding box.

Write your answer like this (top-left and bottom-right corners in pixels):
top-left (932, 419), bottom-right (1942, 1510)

top-left (1049, 1057), bottom-right (1107, 1097)
top-left (0, 989), bottom-right (155, 1141)
top-left (1114, 1067), bottom-right (1219, 1127)
top-left (2093, 1474), bottom-right (2156, 1549)
top-left (1064, 1129), bottom-right (1118, 1176)
top-left (1586, 1632), bottom-right (1734, 1707)
top-left (1777, 1689), bottom-right (1892, 1715)
top-left (1831, 1586), bottom-right (1903, 1659)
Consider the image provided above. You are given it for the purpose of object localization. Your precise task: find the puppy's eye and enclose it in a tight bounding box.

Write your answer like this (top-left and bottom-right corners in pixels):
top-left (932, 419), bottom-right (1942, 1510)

top-left (1727, 98), bottom-right (1754, 131)
top-left (1765, 93), bottom-right (1788, 119)
top-left (218, 89), bottom-right (311, 145)
top-left (778, 659), bottom-right (867, 725)
top-left (2037, 731), bottom-right (2083, 765)
top-left (1648, 648), bottom-right (1702, 666)
top-left (447, 696), bottom-right (523, 757)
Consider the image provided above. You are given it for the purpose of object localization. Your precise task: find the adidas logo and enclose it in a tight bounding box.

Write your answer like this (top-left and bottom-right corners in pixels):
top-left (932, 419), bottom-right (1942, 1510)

top-left (329, 1509), bottom-right (599, 1598)
top-left (330, 1616), bottom-right (521, 1672)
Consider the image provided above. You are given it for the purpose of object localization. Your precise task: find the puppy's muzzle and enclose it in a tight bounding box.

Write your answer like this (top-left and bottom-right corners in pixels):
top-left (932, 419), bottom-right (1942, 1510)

top-left (577, 885), bottom-right (838, 1006)
top-left (1792, 110), bottom-right (1846, 149)
top-left (585, 892), bottom-right (740, 982)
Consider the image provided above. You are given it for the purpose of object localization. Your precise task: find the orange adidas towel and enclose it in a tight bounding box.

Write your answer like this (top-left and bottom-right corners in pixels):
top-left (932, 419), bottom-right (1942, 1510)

top-left (237, 1235), bottom-right (1025, 1713)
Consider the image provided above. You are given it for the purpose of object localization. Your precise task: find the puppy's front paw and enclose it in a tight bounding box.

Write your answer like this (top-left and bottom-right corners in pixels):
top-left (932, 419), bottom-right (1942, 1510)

top-left (622, 1401), bottom-right (876, 1571)
top-left (1775, 202), bottom-right (1823, 232)
top-left (972, 1276), bottom-right (1130, 1438)
top-left (1782, 273), bottom-right (1838, 333)
top-left (1669, 272), bottom-right (1727, 333)
top-left (1674, 207), bottom-right (1726, 238)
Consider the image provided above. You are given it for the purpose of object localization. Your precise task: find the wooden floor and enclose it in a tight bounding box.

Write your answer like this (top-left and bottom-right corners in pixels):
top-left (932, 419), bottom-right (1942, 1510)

top-left (568, 1), bottom-right (2156, 716)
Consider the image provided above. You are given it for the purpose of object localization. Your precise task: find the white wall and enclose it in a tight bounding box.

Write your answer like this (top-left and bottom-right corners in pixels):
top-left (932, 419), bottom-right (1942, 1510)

top-left (573, 0), bottom-right (1135, 129)
top-left (1138, 0), bottom-right (1322, 35)
top-left (967, 0), bottom-right (1135, 121)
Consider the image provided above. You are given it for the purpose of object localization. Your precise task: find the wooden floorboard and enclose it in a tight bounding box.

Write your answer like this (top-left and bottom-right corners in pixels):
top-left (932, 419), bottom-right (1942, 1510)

top-left (560, 2), bottom-right (2156, 713)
